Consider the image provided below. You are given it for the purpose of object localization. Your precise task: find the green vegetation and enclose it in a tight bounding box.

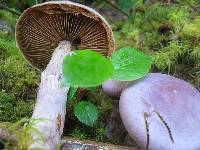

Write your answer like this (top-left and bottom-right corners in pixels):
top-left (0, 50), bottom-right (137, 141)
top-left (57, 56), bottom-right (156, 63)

top-left (0, 29), bottom-right (38, 123)
top-left (0, 118), bottom-right (49, 150)
top-left (111, 48), bottom-right (152, 80)
top-left (63, 48), bottom-right (151, 86)
top-left (63, 50), bottom-right (114, 87)
top-left (74, 101), bottom-right (98, 127)
top-left (0, 91), bottom-right (34, 122)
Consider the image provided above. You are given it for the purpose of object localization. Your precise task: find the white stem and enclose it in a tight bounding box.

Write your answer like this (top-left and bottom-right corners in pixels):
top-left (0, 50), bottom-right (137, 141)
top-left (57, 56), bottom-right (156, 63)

top-left (29, 41), bottom-right (71, 150)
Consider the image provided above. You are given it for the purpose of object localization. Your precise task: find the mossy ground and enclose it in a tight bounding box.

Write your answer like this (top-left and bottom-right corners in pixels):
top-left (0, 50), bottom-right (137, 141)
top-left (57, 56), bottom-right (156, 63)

top-left (0, 0), bottom-right (200, 148)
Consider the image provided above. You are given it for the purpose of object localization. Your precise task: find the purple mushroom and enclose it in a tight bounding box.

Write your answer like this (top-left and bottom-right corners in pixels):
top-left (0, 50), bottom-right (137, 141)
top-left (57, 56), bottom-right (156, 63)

top-left (119, 73), bottom-right (200, 150)
top-left (102, 80), bottom-right (130, 100)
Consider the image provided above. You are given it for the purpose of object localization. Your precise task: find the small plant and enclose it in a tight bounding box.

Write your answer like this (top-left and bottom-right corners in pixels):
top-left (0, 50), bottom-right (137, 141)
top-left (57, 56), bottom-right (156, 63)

top-left (70, 128), bottom-right (87, 140)
top-left (0, 118), bottom-right (48, 150)
top-left (62, 47), bottom-right (152, 126)
top-left (168, 8), bottom-right (189, 33)
top-left (74, 101), bottom-right (98, 127)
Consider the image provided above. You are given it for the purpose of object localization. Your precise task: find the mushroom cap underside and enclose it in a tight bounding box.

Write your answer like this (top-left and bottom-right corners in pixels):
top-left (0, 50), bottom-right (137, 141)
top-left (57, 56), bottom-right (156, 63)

top-left (119, 73), bottom-right (200, 150)
top-left (16, 1), bottom-right (115, 70)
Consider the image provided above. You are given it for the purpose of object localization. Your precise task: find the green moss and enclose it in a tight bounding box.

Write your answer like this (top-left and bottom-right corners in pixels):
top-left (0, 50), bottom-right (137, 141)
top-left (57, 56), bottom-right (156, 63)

top-left (0, 29), bottom-right (39, 123)
top-left (0, 55), bottom-right (39, 98)
top-left (181, 17), bottom-right (200, 38)
top-left (167, 7), bottom-right (189, 32)
top-left (0, 56), bottom-right (38, 122)
top-left (0, 91), bottom-right (34, 122)
top-left (70, 128), bottom-right (88, 140)
top-left (154, 41), bottom-right (187, 70)
top-left (190, 46), bottom-right (200, 64)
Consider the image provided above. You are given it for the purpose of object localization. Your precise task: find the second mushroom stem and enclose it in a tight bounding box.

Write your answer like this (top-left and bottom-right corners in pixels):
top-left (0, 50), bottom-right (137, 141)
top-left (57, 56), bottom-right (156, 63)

top-left (29, 41), bottom-right (72, 150)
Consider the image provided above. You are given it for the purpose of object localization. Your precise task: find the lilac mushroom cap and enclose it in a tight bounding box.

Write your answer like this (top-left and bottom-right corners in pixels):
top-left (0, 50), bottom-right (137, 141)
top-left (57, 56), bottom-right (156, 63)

top-left (119, 73), bottom-right (200, 150)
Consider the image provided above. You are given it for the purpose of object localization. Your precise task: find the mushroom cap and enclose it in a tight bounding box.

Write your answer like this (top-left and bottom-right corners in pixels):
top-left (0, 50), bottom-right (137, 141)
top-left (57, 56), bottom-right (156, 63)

top-left (16, 1), bottom-right (115, 70)
top-left (119, 73), bottom-right (200, 150)
top-left (102, 80), bottom-right (130, 100)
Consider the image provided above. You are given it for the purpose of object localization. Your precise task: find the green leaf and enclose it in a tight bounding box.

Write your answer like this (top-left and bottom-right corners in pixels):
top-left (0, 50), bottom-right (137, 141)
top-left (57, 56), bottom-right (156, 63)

top-left (111, 48), bottom-right (152, 81)
top-left (67, 87), bottom-right (78, 100)
top-left (62, 50), bottom-right (114, 87)
top-left (74, 101), bottom-right (98, 127)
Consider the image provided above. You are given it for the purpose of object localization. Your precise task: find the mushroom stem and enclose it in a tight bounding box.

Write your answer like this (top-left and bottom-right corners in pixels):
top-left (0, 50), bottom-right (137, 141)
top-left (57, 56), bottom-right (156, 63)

top-left (29, 41), bottom-right (71, 150)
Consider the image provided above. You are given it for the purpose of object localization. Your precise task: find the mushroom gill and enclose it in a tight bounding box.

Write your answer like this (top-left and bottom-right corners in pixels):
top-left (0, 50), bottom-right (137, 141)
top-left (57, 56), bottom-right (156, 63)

top-left (16, 3), bottom-right (114, 70)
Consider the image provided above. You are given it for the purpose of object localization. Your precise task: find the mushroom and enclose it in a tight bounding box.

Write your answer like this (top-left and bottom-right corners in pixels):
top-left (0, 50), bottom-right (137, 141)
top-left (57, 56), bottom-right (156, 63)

top-left (15, 1), bottom-right (114, 149)
top-left (119, 73), bottom-right (200, 150)
top-left (102, 80), bottom-right (130, 100)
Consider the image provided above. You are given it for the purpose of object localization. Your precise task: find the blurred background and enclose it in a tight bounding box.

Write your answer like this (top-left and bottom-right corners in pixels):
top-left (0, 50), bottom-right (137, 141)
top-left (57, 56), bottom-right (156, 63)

top-left (0, 0), bottom-right (200, 148)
